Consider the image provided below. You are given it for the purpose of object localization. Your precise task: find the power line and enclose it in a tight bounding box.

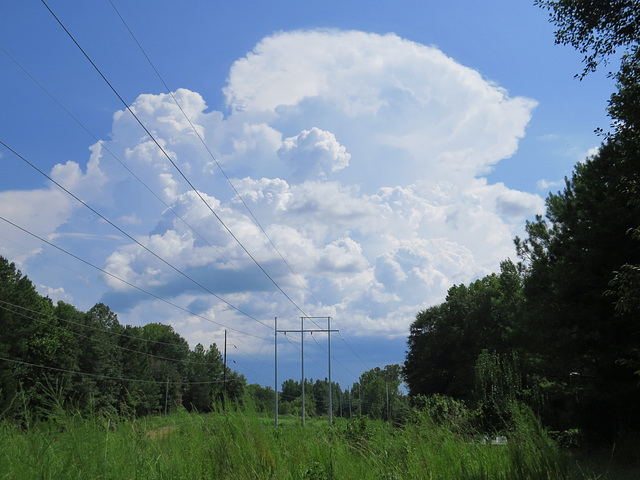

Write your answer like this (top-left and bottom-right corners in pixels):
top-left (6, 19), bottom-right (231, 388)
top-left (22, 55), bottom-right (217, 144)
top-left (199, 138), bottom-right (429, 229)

top-left (310, 331), bottom-right (360, 379)
top-left (18, 1), bottom-right (376, 384)
top-left (0, 299), bottom-right (215, 353)
top-left (0, 355), bottom-right (225, 386)
top-left (107, 0), bottom-right (324, 323)
top-left (0, 44), bottom-right (247, 278)
top-left (0, 46), bottom-right (262, 282)
top-left (0, 301), bottom-right (225, 368)
top-left (1, 43), bottom-right (297, 325)
top-left (40, 0), bottom-right (309, 321)
top-left (0, 303), bottom-right (287, 392)
top-left (280, 332), bottom-right (349, 386)
top-left (335, 330), bottom-right (373, 372)
top-left (0, 300), bottom-right (283, 391)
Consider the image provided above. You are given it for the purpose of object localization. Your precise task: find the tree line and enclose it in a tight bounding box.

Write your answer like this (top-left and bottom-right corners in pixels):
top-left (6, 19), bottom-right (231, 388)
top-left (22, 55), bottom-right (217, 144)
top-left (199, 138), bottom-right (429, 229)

top-left (271, 364), bottom-right (408, 421)
top-left (1, 255), bottom-right (408, 422)
top-left (0, 255), bottom-right (246, 419)
top-left (404, 0), bottom-right (640, 440)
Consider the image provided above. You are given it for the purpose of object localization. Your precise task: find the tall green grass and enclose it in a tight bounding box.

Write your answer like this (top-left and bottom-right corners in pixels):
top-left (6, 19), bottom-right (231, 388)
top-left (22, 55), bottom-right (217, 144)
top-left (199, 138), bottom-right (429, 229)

top-left (0, 402), bottom-right (622, 479)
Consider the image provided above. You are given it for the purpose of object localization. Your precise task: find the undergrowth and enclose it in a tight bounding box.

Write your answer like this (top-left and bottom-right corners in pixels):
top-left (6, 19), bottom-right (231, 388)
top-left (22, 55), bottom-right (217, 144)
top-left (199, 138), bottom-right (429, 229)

top-left (0, 401), bottom-right (633, 479)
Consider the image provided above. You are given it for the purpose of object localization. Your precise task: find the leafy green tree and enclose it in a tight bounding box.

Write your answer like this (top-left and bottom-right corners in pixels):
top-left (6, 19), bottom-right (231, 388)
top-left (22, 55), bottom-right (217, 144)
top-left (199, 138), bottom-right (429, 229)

top-left (0, 257), bottom-right (53, 417)
top-left (516, 136), bottom-right (640, 434)
top-left (279, 378), bottom-right (316, 416)
top-left (52, 301), bottom-right (97, 413)
top-left (281, 378), bottom-right (301, 402)
top-left (222, 366), bottom-right (246, 403)
top-left (513, 33), bottom-right (639, 433)
top-left (246, 383), bottom-right (275, 413)
top-left (142, 323), bottom-right (190, 413)
top-left (75, 304), bottom-right (124, 413)
top-left (605, 50), bottom-right (640, 327)
top-left (313, 378), bottom-right (329, 415)
top-left (535, 0), bottom-right (640, 77)
top-left (474, 350), bottom-right (523, 430)
top-left (329, 380), bottom-right (342, 417)
top-left (25, 300), bottom-right (78, 415)
top-left (117, 324), bottom-right (158, 415)
top-left (182, 343), bottom-right (223, 412)
top-left (404, 261), bottom-right (524, 403)
top-left (404, 304), bottom-right (449, 398)
top-left (0, 255), bottom-right (250, 418)
top-left (358, 364), bottom-right (403, 420)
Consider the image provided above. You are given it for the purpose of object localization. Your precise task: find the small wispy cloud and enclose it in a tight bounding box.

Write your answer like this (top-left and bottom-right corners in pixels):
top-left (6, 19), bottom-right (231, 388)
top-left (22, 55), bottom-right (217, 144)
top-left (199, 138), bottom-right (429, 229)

top-left (538, 133), bottom-right (559, 142)
top-left (119, 213), bottom-right (142, 226)
top-left (38, 284), bottom-right (73, 304)
top-left (537, 179), bottom-right (563, 191)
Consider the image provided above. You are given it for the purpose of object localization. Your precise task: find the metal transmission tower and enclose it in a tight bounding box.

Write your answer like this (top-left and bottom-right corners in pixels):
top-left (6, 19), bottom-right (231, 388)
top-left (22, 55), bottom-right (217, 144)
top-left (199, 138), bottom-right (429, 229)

top-left (274, 317), bottom-right (338, 426)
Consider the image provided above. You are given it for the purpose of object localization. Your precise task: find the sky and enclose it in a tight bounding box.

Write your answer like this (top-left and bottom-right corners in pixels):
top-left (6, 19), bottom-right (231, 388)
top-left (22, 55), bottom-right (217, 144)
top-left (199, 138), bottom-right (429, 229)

top-left (0, 0), bottom-right (618, 390)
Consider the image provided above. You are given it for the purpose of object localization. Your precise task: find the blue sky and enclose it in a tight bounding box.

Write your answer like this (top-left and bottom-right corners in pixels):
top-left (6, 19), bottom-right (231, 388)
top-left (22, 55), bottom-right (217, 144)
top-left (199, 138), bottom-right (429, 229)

top-left (0, 0), bottom-right (617, 389)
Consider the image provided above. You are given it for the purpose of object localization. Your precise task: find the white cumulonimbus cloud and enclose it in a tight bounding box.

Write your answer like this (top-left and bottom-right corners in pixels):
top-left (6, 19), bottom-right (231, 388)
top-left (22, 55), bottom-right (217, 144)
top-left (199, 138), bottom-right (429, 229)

top-left (3, 29), bottom-right (546, 347)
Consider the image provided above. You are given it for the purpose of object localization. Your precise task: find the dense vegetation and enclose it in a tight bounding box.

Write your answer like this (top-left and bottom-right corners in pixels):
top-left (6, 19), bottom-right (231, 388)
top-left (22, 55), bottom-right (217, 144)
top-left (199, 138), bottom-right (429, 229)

top-left (0, 403), bottom-right (611, 480)
top-left (405, 0), bottom-right (640, 441)
top-left (276, 364), bottom-right (407, 421)
top-left (0, 255), bottom-right (246, 418)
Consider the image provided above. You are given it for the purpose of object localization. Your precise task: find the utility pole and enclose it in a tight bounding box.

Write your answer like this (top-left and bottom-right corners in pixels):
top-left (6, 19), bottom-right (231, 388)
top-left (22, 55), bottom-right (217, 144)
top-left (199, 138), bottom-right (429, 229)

top-left (386, 382), bottom-right (390, 422)
top-left (358, 383), bottom-right (362, 417)
top-left (164, 377), bottom-right (169, 416)
top-left (327, 316), bottom-right (333, 424)
top-left (274, 317), bottom-right (278, 427)
top-left (275, 317), bottom-right (338, 426)
top-left (301, 316), bottom-right (305, 426)
top-left (223, 330), bottom-right (227, 410)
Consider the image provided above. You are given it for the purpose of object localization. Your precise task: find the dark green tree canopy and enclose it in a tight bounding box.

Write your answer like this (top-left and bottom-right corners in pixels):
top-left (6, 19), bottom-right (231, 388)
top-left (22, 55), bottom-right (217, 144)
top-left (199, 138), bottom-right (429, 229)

top-left (404, 260), bottom-right (524, 402)
top-left (535, 0), bottom-right (640, 76)
top-left (0, 255), bottom-right (243, 419)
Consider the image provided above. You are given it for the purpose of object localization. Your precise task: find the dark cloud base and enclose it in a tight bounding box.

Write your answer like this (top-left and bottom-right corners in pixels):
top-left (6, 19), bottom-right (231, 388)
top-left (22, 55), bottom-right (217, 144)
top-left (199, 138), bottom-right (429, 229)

top-left (100, 264), bottom-right (276, 314)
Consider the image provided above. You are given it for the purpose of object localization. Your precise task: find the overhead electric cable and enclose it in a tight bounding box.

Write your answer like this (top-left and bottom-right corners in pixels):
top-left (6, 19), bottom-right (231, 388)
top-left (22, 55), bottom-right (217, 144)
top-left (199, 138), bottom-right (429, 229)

top-left (281, 332), bottom-right (347, 383)
top-left (336, 331), bottom-right (373, 371)
top-left (0, 139), bottom-right (269, 330)
top-left (0, 355), bottom-right (227, 385)
top-left (0, 299), bottom-right (214, 353)
top-left (0, 44), bottom-right (245, 276)
top-left (0, 302), bottom-right (218, 367)
top-left (40, 0), bottom-right (309, 320)
top-left (310, 331), bottom-right (360, 379)
top-left (37, 0), bottom-right (372, 379)
top-left (0, 214), bottom-right (270, 341)
top-left (107, 0), bottom-right (323, 320)
top-left (1, 44), bottom-right (297, 323)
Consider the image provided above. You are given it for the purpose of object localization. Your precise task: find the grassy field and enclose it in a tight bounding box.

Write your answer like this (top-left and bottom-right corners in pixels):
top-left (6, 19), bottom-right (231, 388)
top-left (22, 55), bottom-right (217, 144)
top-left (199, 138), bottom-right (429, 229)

top-left (0, 404), bottom-right (637, 479)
